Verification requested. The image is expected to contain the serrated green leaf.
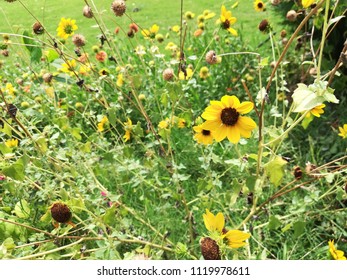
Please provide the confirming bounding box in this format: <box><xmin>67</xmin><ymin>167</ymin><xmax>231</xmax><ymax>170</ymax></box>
<box><xmin>264</xmin><ymin>156</ymin><xmax>287</xmax><ymax>187</ymax></box>
<box><xmin>293</xmin><ymin>221</ymin><xmax>306</xmax><ymax>238</ymax></box>
<box><xmin>2</xmin><ymin>163</ymin><xmax>25</xmax><ymax>181</ymax></box>
<box><xmin>14</xmin><ymin>199</ymin><xmax>30</xmax><ymax>219</ymax></box>
<box><xmin>268</xmin><ymin>215</ymin><xmax>281</xmax><ymax>230</ymax></box>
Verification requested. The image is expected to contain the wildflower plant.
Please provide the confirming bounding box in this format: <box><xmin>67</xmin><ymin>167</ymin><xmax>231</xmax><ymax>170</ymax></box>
<box><xmin>0</xmin><ymin>0</ymin><xmax>346</xmax><ymax>261</ymax></box>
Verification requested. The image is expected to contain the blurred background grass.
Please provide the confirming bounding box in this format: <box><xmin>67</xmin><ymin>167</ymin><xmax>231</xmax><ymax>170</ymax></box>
<box><xmin>0</xmin><ymin>0</ymin><xmax>290</xmax><ymax>49</ymax></box>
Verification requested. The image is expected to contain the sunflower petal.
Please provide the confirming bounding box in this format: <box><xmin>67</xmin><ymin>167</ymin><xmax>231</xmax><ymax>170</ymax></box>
<box><xmin>226</xmin><ymin>126</ymin><xmax>241</xmax><ymax>143</ymax></box>
<box><xmin>201</xmin><ymin>120</ymin><xmax>222</xmax><ymax>131</ymax></box>
<box><xmin>203</xmin><ymin>209</ymin><xmax>215</xmax><ymax>231</ymax></box>
<box><xmin>221</xmin><ymin>95</ymin><xmax>239</xmax><ymax>108</ymax></box>
<box><xmin>237</xmin><ymin>116</ymin><xmax>257</xmax><ymax>130</ymax></box>
<box><xmin>215</xmin><ymin>212</ymin><xmax>225</xmax><ymax>232</ymax></box>
<box><xmin>237</xmin><ymin>101</ymin><xmax>254</xmax><ymax>114</ymax></box>
<box><xmin>213</xmin><ymin>126</ymin><xmax>228</xmax><ymax>142</ymax></box>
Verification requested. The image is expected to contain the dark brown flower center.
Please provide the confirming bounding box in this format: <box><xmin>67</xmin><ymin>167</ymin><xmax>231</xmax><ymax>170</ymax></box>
<box><xmin>202</xmin><ymin>129</ymin><xmax>211</xmax><ymax>136</ymax></box>
<box><xmin>258</xmin><ymin>3</ymin><xmax>264</xmax><ymax>8</ymax></box>
<box><xmin>64</xmin><ymin>25</ymin><xmax>73</xmax><ymax>34</ymax></box>
<box><xmin>221</xmin><ymin>108</ymin><xmax>239</xmax><ymax>126</ymax></box>
<box><xmin>222</xmin><ymin>19</ymin><xmax>230</xmax><ymax>29</ymax></box>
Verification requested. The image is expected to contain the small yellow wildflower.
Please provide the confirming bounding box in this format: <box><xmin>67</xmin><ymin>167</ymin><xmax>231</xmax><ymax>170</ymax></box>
<box><xmin>338</xmin><ymin>124</ymin><xmax>347</xmax><ymax>139</ymax></box>
<box><xmin>203</xmin><ymin>10</ymin><xmax>216</xmax><ymax>20</ymax></box>
<box><xmin>56</xmin><ymin>18</ymin><xmax>78</xmax><ymax>40</ymax></box>
<box><xmin>199</xmin><ymin>66</ymin><xmax>210</xmax><ymax>79</ymax></box>
<box><xmin>254</xmin><ymin>0</ymin><xmax>266</xmax><ymax>12</ymax></box>
<box><xmin>141</xmin><ymin>24</ymin><xmax>159</xmax><ymax>39</ymax></box>
<box><xmin>171</xmin><ymin>25</ymin><xmax>180</xmax><ymax>33</ymax></box>
<box><xmin>193</xmin><ymin>124</ymin><xmax>214</xmax><ymax>145</ymax></box>
<box><xmin>184</xmin><ymin>11</ymin><xmax>195</xmax><ymax>20</ymax></box>
<box><xmin>179</xmin><ymin>67</ymin><xmax>193</xmax><ymax>80</ymax></box>
<box><xmin>3</xmin><ymin>83</ymin><xmax>15</xmax><ymax>95</ymax></box>
<box><xmin>5</xmin><ymin>138</ymin><xmax>18</xmax><ymax>148</ymax></box>
<box><xmin>219</xmin><ymin>5</ymin><xmax>238</xmax><ymax>36</ymax></box>
<box><xmin>176</xmin><ymin>118</ymin><xmax>186</xmax><ymax>128</ymax></box>
<box><xmin>203</xmin><ymin>209</ymin><xmax>251</xmax><ymax>249</ymax></box>
<box><xmin>116</xmin><ymin>73</ymin><xmax>124</xmax><ymax>87</ymax></box>
<box><xmin>123</xmin><ymin>118</ymin><xmax>133</xmax><ymax>142</ymax></box>
<box><xmin>305</xmin><ymin>104</ymin><xmax>325</xmax><ymax>118</ymax></box>
<box><xmin>97</xmin><ymin>116</ymin><xmax>109</xmax><ymax>132</ymax></box>
<box><xmin>201</xmin><ymin>95</ymin><xmax>256</xmax><ymax>143</ymax></box>
<box><xmin>60</xmin><ymin>59</ymin><xmax>77</xmax><ymax>76</ymax></box>
<box><xmin>158</xmin><ymin>118</ymin><xmax>170</xmax><ymax>129</ymax></box>
<box><xmin>328</xmin><ymin>240</ymin><xmax>346</xmax><ymax>260</ymax></box>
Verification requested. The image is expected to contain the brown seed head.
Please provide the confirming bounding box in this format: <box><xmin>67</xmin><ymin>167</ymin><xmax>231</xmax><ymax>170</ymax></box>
<box><xmin>293</xmin><ymin>166</ymin><xmax>303</xmax><ymax>179</ymax></box>
<box><xmin>32</xmin><ymin>22</ymin><xmax>44</xmax><ymax>35</ymax></box>
<box><xmin>50</xmin><ymin>202</ymin><xmax>72</xmax><ymax>223</ymax></box>
<box><xmin>83</xmin><ymin>5</ymin><xmax>93</xmax><ymax>18</ymax></box>
<box><xmin>258</xmin><ymin>19</ymin><xmax>270</xmax><ymax>32</ymax></box>
<box><xmin>205</xmin><ymin>50</ymin><xmax>217</xmax><ymax>65</ymax></box>
<box><xmin>72</xmin><ymin>34</ymin><xmax>86</xmax><ymax>47</ymax></box>
<box><xmin>200</xmin><ymin>237</ymin><xmax>221</xmax><ymax>260</ymax></box>
<box><xmin>280</xmin><ymin>29</ymin><xmax>287</xmax><ymax>38</ymax></box>
<box><xmin>42</xmin><ymin>73</ymin><xmax>53</xmax><ymax>83</ymax></box>
<box><xmin>271</xmin><ymin>0</ymin><xmax>281</xmax><ymax>5</ymax></box>
<box><xmin>163</xmin><ymin>68</ymin><xmax>174</xmax><ymax>81</ymax></box>
<box><xmin>111</xmin><ymin>0</ymin><xmax>126</xmax><ymax>17</ymax></box>
<box><xmin>286</xmin><ymin>10</ymin><xmax>297</xmax><ymax>22</ymax></box>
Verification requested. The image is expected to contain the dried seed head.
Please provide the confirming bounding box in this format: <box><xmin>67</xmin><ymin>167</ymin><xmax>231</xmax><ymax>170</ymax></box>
<box><xmin>280</xmin><ymin>29</ymin><xmax>287</xmax><ymax>38</ymax></box>
<box><xmin>50</xmin><ymin>202</ymin><xmax>72</xmax><ymax>223</ymax></box>
<box><xmin>163</xmin><ymin>68</ymin><xmax>174</xmax><ymax>81</ymax></box>
<box><xmin>111</xmin><ymin>0</ymin><xmax>126</xmax><ymax>17</ymax></box>
<box><xmin>200</xmin><ymin>237</ymin><xmax>221</xmax><ymax>260</ymax></box>
<box><xmin>72</xmin><ymin>34</ymin><xmax>86</xmax><ymax>47</ymax></box>
<box><xmin>258</xmin><ymin>19</ymin><xmax>270</xmax><ymax>32</ymax></box>
<box><xmin>32</xmin><ymin>22</ymin><xmax>44</xmax><ymax>35</ymax></box>
<box><xmin>42</xmin><ymin>73</ymin><xmax>53</xmax><ymax>83</ymax></box>
<box><xmin>293</xmin><ymin>166</ymin><xmax>303</xmax><ymax>179</ymax></box>
<box><xmin>286</xmin><ymin>10</ymin><xmax>297</xmax><ymax>22</ymax></box>
<box><xmin>205</xmin><ymin>50</ymin><xmax>217</xmax><ymax>65</ymax></box>
<box><xmin>83</xmin><ymin>5</ymin><xmax>93</xmax><ymax>18</ymax></box>
<box><xmin>271</xmin><ymin>0</ymin><xmax>281</xmax><ymax>6</ymax></box>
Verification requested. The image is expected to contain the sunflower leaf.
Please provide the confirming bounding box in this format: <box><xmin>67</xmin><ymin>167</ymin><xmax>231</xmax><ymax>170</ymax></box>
<box><xmin>264</xmin><ymin>156</ymin><xmax>287</xmax><ymax>187</ymax></box>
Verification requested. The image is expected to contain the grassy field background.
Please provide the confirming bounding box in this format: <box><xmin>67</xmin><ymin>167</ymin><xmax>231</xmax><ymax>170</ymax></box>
<box><xmin>0</xmin><ymin>0</ymin><xmax>289</xmax><ymax>49</ymax></box>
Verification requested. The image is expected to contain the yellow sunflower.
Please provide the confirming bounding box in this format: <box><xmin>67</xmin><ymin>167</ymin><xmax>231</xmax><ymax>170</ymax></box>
<box><xmin>254</xmin><ymin>0</ymin><xmax>266</xmax><ymax>12</ymax></box>
<box><xmin>97</xmin><ymin>116</ymin><xmax>109</xmax><ymax>132</ymax></box>
<box><xmin>203</xmin><ymin>209</ymin><xmax>251</xmax><ymax>249</ymax></box>
<box><xmin>5</xmin><ymin>138</ymin><xmax>18</xmax><ymax>148</ymax></box>
<box><xmin>193</xmin><ymin>124</ymin><xmax>214</xmax><ymax>145</ymax></box>
<box><xmin>201</xmin><ymin>95</ymin><xmax>256</xmax><ymax>143</ymax></box>
<box><xmin>305</xmin><ymin>104</ymin><xmax>325</xmax><ymax>118</ymax></box>
<box><xmin>56</xmin><ymin>18</ymin><xmax>78</xmax><ymax>40</ymax></box>
<box><xmin>338</xmin><ymin>124</ymin><xmax>347</xmax><ymax>139</ymax></box>
<box><xmin>328</xmin><ymin>240</ymin><xmax>346</xmax><ymax>260</ymax></box>
<box><xmin>141</xmin><ymin>24</ymin><xmax>159</xmax><ymax>39</ymax></box>
<box><xmin>219</xmin><ymin>5</ymin><xmax>237</xmax><ymax>36</ymax></box>
<box><xmin>123</xmin><ymin>118</ymin><xmax>133</xmax><ymax>142</ymax></box>
<box><xmin>60</xmin><ymin>59</ymin><xmax>77</xmax><ymax>76</ymax></box>
<box><xmin>302</xmin><ymin>0</ymin><xmax>315</xmax><ymax>8</ymax></box>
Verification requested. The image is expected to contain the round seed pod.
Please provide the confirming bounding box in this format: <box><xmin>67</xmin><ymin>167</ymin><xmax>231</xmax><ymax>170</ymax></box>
<box><xmin>200</xmin><ymin>237</ymin><xmax>221</xmax><ymax>260</ymax></box>
<box><xmin>111</xmin><ymin>0</ymin><xmax>126</xmax><ymax>17</ymax></box>
<box><xmin>205</xmin><ymin>50</ymin><xmax>217</xmax><ymax>65</ymax></box>
<box><xmin>50</xmin><ymin>202</ymin><xmax>72</xmax><ymax>223</ymax></box>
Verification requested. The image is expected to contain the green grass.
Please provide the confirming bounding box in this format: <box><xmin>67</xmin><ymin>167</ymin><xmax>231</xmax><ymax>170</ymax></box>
<box><xmin>0</xmin><ymin>0</ymin><xmax>290</xmax><ymax>49</ymax></box>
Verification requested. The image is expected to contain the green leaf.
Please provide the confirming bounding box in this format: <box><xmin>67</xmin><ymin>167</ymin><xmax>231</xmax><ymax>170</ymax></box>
<box><xmin>35</xmin><ymin>137</ymin><xmax>48</xmax><ymax>153</ymax></box>
<box><xmin>14</xmin><ymin>199</ymin><xmax>31</xmax><ymax>219</ymax></box>
<box><xmin>107</xmin><ymin>108</ymin><xmax>117</xmax><ymax>126</ymax></box>
<box><xmin>22</xmin><ymin>30</ymin><xmax>42</xmax><ymax>63</ymax></box>
<box><xmin>264</xmin><ymin>156</ymin><xmax>287</xmax><ymax>187</ymax></box>
<box><xmin>46</xmin><ymin>49</ymin><xmax>59</xmax><ymax>63</ymax></box>
<box><xmin>293</xmin><ymin>221</ymin><xmax>306</xmax><ymax>238</ymax></box>
<box><xmin>2</xmin><ymin>163</ymin><xmax>25</xmax><ymax>181</ymax></box>
<box><xmin>230</xmin><ymin>178</ymin><xmax>242</xmax><ymax>206</ymax></box>
<box><xmin>0</xmin><ymin>143</ymin><xmax>12</xmax><ymax>155</ymax></box>
<box><xmin>70</xmin><ymin>127</ymin><xmax>82</xmax><ymax>141</ymax></box>
<box><xmin>102</xmin><ymin>205</ymin><xmax>117</xmax><ymax>226</ymax></box>
<box><xmin>302</xmin><ymin>114</ymin><xmax>314</xmax><ymax>129</ymax></box>
<box><xmin>268</xmin><ymin>215</ymin><xmax>281</xmax><ymax>230</ymax></box>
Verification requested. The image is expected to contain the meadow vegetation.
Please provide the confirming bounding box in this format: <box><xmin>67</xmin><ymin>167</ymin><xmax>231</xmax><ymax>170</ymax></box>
<box><xmin>0</xmin><ymin>0</ymin><xmax>346</xmax><ymax>260</ymax></box>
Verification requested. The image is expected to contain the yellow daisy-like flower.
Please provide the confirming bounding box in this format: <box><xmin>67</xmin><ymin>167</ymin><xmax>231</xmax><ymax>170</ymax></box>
<box><xmin>60</xmin><ymin>59</ymin><xmax>77</xmax><ymax>76</ymax></box>
<box><xmin>219</xmin><ymin>5</ymin><xmax>238</xmax><ymax>36</ymax></box>
<box><xmin>179</xmin><ymin>67</ymin><xmax>193</xmax><ymax>80</ymax></box>
<box><xmin>305</xmin><ymin>104</ymin><xmax>325</xmax><ymax>118</ymax></box>
<box><xmin>171</xmin><ymin>25</ymin><xmax>180</xmax><ymax>33</ymax></box>
<box><xmin>201</xmin><ymin>95</ymin><xmax>256</xmax><ymax>143</ymax></box>
<box><xmin>123</xmin><ymin>118</ymin><xmax>133</xmax><ymax>142</ymax></box>
<box><xmin>203</xmin><ymin>10</ymin><xmax>216</xmax><ymax>20</ymax></box>
<box><xmin>328</xmin><ymin>240</ymin><xmax>346</xmax><ymax>260</ymax></box>
<box><xmin>116</xmin><ymin>73</ymin><xmax>124</xmax><ymax>87</ymax></box>
<box><xmin>141</xmin><ymin>24</ymin><xmax>159</xmax><ymax>39</ymax></box>
<box><xmin>193</xmin><ymin>124</ymin><xmax>214</xmax><ymax>145</ymax></box>
<box><xmin>2</xmin><ymin>83</ymin><xmax>15</xmax><ymax>95</ymax></box>
<box><xmin>199</xmin><ymin>66</ymin><xmax>210</xmax><ymax>79</ymax></box>
<box><xmin>176</xmin><ymin>118</ymin><xmax>186</xmax><ymax>128</ymax></box>
<box><xmin>203</xmin><ymin>209</ymin><xmax>251</xmax><ymax>249</ymax></box>
<box><xmin>5</xmin><ymin>138</ymin><xmax>18</xmax><ymax>148</ymax></box>
<box><xmin>56</xmin><ymin>18</ymin><xmax>78</xmax><ymax>40</ymax></box>
<box><xmin>185</xmin><ymin>11</ymin><xmax>195</xmax><ymax>20</ymax></box>
<box><xmin>302</xmin><ymin>0</ymin><xmax>315</xmax><ymax>8</ymax></box>
<box><xmin>97</xmin><ymin>116</ymin><xmax>109</xmax><ymax>132</ymax></box>
<box><xmin>158</xmin><ymin>118</ymin><xmax>170</xmax><ymax>129</ymax></box>
<box><xmin>338</xmin><ymin>124</ymin><xmax>347</xmax><ymax>139</ymax></box>
<box><xmin>254</xmin><ymin>0</ymin><xmax>266</xmax><ymax>12</ymax></box>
